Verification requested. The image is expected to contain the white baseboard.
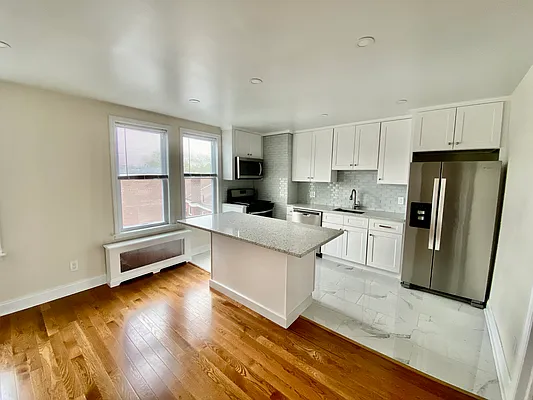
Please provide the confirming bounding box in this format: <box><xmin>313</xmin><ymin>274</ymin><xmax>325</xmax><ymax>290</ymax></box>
<box><xmin>0</xmin><ymin>275</ymin><xmax>106</xmax><ymax>316</ymax></box>
<box><xmin>485</xmin><ymin>303</ymin><xmax>512</xmax><ymax>400</ymax></box>
<box><xmin>286</xmin><ymin>295</ymin><xmax>313</xmax><ymax>327</ymax></box>
<box><xmin>191</xmin><ymin>244</ymin><xmax>210</xmax><ymax>256</ymax></box>
<box><xmin>210</xmin><ymin>279</ymin><xmax>311</xmax><ymax>328</ymax></box>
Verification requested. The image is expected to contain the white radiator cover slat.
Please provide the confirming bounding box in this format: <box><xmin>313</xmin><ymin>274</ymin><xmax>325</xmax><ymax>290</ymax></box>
<box><xmin>103</xmin><ymin>230</ymin><xmax>191</xmax><ymax>287</ymax></box>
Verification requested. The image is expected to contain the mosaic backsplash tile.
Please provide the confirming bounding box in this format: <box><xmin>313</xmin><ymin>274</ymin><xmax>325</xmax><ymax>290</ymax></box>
<box><xmin>297</xmin><ymin>170</ymin><xmax>408</xmax><ymax>214</ymax></box>
<box><xmin>255</xmin><ymin>134</ymin><xmax>297</xmax><ymax>219</ymax></box>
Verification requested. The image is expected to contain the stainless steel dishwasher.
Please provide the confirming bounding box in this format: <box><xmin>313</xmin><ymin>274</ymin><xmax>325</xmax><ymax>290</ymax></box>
<box><xmin>291</xmin><ymin>208</ymin><xmax>323</xmax><ymax>255</ymax></box>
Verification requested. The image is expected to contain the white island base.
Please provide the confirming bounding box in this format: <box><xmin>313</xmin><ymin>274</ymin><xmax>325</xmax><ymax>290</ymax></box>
<box><xmin>209</xmin><ymin>233</ymin><xmax>315</xmax><ymax>328</ymax></box>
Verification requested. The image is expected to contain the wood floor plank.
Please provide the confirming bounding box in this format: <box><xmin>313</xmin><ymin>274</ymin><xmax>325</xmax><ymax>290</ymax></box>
<box><xmin>83</xmin><ymin>306</ymin><xmax>157</xmax><ymax>400</ymax></box>
<box><xmin>49</xmin><ymin>332</ymin><xmax>85</xmax><ymax>398</ymax></box>
<box><xmin>0</xmin><ymin>263</ymin><xmax>481</xmax><ymax>400</ymax></box>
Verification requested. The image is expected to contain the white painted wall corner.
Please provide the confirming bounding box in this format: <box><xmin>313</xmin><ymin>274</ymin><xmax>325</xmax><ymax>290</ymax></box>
<box><xmin>485</xmin><ymin>302</ymin><xmax>512</xmax><ymax>400</ymax></box>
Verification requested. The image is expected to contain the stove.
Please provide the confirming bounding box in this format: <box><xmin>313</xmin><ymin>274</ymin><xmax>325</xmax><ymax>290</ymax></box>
<box><xmin>226</xmin><ymin>188</ymin><xmax>274</xmax><ymax>217</ymax></box>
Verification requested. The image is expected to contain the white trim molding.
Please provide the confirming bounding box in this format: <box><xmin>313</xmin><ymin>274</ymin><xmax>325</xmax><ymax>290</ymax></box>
<box><xmin>0</xmin><ymin>275</ymin><xmax>106</xmax><ymax>317</ymax></box>
<box><xmin>410</xmin><ymin>96</ymin><xmax>510</xmax><ymax>113</ymax></box>
<box><xmin>179</xmin><ymin>128</ymin><xmax>222</xmax><ymax>217</ymax></box>
<box><xmin>485</xmin><ymin>302</ymin><xmax>512</xmax><ymax>400</ymax></box>
<box><xmin>108</xmin><ymin>115</ymin><xmax>173</xmax><ymax>236</ymax></box>
<box><xmin>104</xmin><ymin>230</ymin><xmax>191</xmax><ymax>287</ymax></box>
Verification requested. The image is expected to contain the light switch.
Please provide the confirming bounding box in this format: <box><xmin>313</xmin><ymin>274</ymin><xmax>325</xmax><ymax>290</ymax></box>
<box><xmin>398</xmin><ymin>197</ymin><xmax>405</xmax><ymax>205</ymax></box>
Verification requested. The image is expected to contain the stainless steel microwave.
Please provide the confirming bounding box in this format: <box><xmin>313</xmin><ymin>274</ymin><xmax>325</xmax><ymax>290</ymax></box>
<box><xmin>236</xmin><ymin>157</ymin><xmax>264</xmax><ymax>180</ymax></box>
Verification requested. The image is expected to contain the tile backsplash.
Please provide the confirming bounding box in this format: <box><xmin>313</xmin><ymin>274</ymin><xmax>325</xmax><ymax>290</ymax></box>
<box><xmin>255</xmin><ymin>134</ymin><xmax>298</xmax><ymax>219</ymax></box>
<box><xmin>298</xmin><ymin>170</ymin><xmax>407</xmax><ymax>214</ymax></box>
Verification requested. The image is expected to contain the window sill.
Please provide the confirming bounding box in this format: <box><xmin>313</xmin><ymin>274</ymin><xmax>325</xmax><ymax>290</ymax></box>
<box><xmin>113</xmin><ymin>224</ymin><xmax>182</xmax><ymax>241</ymax></box>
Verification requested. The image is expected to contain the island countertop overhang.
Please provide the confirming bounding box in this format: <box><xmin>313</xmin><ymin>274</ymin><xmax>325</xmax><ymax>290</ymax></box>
<box><xmin>177</xmin><ymin>212</ymin><xmax>343</xmax><ymax>258</ymax></box>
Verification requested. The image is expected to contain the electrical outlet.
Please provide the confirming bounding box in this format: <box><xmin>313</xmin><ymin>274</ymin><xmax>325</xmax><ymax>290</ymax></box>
<box><xmin>70</xmin><ymin>260</ymin><xmax>79</xmax><ymax>272</ymax></box>
<box><xmin>398</xmin><ymin>197</ymin><xmax>405</xmax><ymax>205</ymax></box>
<box><xmin>310</xmin><ymin>190</ymin><xmax>316</xmax><ymax>199</ymax></box>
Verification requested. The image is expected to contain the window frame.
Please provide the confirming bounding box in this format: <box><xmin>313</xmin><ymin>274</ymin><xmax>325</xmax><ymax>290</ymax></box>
<box><xmin>109</xmin><ymin>116</ymin><xmax>172</xmax><ymax>235</ymax></box>
<box><xmin>179</xmin><ymin>128</ymin><xmax>221</xmax><ymax>218</ymax></box>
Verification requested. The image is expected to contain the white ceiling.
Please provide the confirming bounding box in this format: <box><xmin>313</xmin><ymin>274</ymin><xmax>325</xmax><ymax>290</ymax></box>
<box><xmin>1</xmin><ymin>0</ymin><xmax>533</xmax><ymax>133</ymax></box>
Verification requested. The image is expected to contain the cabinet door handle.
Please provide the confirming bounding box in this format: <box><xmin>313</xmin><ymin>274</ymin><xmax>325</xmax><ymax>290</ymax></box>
<box><xmin>378</xmin><ymin>224</ymin><xmax>392</xmax><ymax>229</ymax></box>
<box><xmin>369</xmin><ymin>233</ymin><xmax>374</xmax><ymax>237</ymax></box>
<box><xmin>455</xmin><ymin>142</ymin><xmax>460</xmax><ymax>145</ymax></box>
<box><xmin>448</xmin><ymin>141</ymin><xmax>453</xmax><ymax>145</ymax></box>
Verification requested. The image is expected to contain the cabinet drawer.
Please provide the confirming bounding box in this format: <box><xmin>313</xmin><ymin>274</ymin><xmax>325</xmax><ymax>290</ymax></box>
<box><xmin>323</xmin><ymin>213</ymin><xmax>344</xmax><ymax>225</ymax></box>
<box><xmin>343</xmin><ymin>216</ymin><xmax>369</xmax><ymax>229</ymax></box>
<box><xmin>369</xmin><ymin>219</ymin><xmax>404</xmax><ymax>234</ymax></box>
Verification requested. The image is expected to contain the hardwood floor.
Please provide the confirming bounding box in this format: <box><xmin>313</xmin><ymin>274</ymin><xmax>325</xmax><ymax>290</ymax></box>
<box><xmin>0</xmin><ymin>263</ymin><xmax>481</xmax><ymax>400</ymax></box>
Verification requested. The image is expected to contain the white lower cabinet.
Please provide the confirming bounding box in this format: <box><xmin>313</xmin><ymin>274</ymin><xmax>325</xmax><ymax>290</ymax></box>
<box><xmin>367</xmin><ymin>230</ymin><xmax>402</xmax><ymax>273</ymax></box>
<box><xmin>321</xmin><ymin>212</ymin><xmax>403</xmax><ymax>274</ymax></box>
<box><xmin>343</xmin><ymin>227</ymin><xmax>368</xmax><ymax>264</ymax></box>
<box><xmin>321</xmin><ymin>222</ymin><xmax>344</xmax><ymax>258</ymax></box>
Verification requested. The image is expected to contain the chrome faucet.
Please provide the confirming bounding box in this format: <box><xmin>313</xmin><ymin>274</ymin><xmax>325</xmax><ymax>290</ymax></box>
<box><xmin>349</xmin><ymin>189</ymin><xmax>361</xmax><ymax>209</ymax></box>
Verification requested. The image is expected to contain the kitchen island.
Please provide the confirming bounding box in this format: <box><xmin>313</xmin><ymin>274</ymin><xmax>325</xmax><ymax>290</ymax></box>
<box><xmin>178</xmin><ymin>212</ymin><xmax>343</xmax><ymax>328</ymax></box>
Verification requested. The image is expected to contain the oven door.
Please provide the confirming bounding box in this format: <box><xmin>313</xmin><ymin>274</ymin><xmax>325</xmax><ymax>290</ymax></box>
<box><xmin>236</xmin><ymin>157</ymin><xmax>263</xmax><ymax>179</ymax></box>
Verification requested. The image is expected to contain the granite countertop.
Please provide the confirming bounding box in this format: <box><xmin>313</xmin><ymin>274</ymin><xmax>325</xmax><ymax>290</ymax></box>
<box><xmin>177</xmin><ymin>212</ymin><xmax>343</xmax><ymax>258</ymax></box>
<box><xmin>289</xmin><ymin>203</ymin><xmax>406</xmax><ymax>222</ymax></box>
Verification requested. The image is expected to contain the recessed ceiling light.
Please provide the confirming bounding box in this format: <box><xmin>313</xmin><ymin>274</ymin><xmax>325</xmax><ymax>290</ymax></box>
<box><xmin>396</xmin><ymin>99</ymin><xmax>408</xmax><ymax>104</ymax></box>
<box><xmin>250</xmin><ymin>78</ymin><xmax>263</xmax><ymax>84</ymax></box>
<box><xmin>0</xmin><ymin>41</ymin><xmax>11</xmax><ymax>48</ymax></box>
<box><xmin>357</xmin><ymin>36</ymin><xmax>375</xmax><ymax>47</ymax></box>
<box><xmin>321</xmin><ymin>113</ymin><xmax>329</xmax><ymax>117</ymax></box>
<box><xmin>188</xmin><ymin>98</ymin><xmax>200</xmax><ymax>103</ymax></box>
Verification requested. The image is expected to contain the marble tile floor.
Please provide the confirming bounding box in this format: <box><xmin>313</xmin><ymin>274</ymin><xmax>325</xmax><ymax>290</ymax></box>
<box><xmin>302</xmin><ymin>257</ymin><xmax>502</xmax><ymax>400</ymax></box>
<box><xmin>191</xmin><ymin>250</ymin><xmax>211</xmax><ymax>272</ymax></box>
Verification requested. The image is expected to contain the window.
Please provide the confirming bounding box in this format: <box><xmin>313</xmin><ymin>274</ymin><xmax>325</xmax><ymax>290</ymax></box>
<box><xmin>182</xmin><ymin>132</ymin><xmax>219</xmax><ymax>217</ymax></box>
<box><xmin>110</xmin><ymin>117</ymin><xmax>170</xmax><ymax>234</ymax></box>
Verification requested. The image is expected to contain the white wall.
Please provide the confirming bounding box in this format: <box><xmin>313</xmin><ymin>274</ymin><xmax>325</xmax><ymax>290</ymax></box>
<box><xmin>490</xmin><ymin>65</ymin><xmax>533</xmax><ymax>399</ymax></box>
<box><xmin>0</xmin><ymin>81</ymin><xmax>218</xmax><ymax>304</ymax></box>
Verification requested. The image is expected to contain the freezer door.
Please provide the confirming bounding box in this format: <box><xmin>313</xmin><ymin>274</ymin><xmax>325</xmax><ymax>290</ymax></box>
<box><xmin>401</xmin><ymin>162</ymin><xmax>442</xmax><ymax>287</ymax></box>
<box><xmin>430</xmin><ymin>161</ymin><xmax>501</xmax><ymax>302</ymax></box>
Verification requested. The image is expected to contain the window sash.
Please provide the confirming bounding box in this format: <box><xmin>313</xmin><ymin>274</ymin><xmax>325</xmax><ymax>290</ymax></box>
<box><xmin>111</xmin><ymin>117</ymin><xmax>171</xmax><ymax>234</ymax></box>
<box><xmin>182</xmin><ymin>133</ymin><xmax>218</xmax><ymax>175</ymax></box>
<box><xmin>183</xmin><ymin>176</ymin><xmax>218</xmax><ymax>217</ymax></box>
<box><xmin>118</xmin><ymin>174</ymin><xmax>169</xmax><ymax>180</ymax></box>
<box><xmin>181</xmin><ymin>130</ymin><xmax>220</xmax><ymax>217</ymax></box>
<box><xmin>119</xmin><ymin>177</ymin><xmax>170</xmax><ymax>232</ymax></box>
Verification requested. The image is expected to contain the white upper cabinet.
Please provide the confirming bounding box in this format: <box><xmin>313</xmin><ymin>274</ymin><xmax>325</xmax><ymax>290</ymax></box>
<box><xmin>332</xmin><ymin>126</ymin><xmax>356</xmax><ymax>170</ymax></box>
<box><xmin>412</xmin><ymin>102</ymin><xmax>504</xmax><ymax>152</ymax></box>
<box><xmin>234</xmin><ymin>129</ymin><xmax>263</xmax><ymax>158</ymax></box>
<box><xmin>312</xmin><ymin>129</ymin><xmax>336</xmax><ymax>182</ymax></box>
<box><xmin>248</xmin><ymin>132</ymin><xmax>263</xmax><ymax>158</ymax></box>
<box><xmin>222</xmin><ymin>128</ymin><xmax>263</xmax><ymax>180</ymax></box>
<box><xmin>355</xmin><ymin>123</ymin><xmax>380</xmax><ymax>170</ymax></box>
<box><xmin>413</xmin><ymin>108</ymin><xmax>456</xmax><ymax>152</ymax></box>
<box><xmin>332</xmin><ymin>123</ymin><xmax>380</xmax><ymax>170</ymax></box>
<box><xmin>377</xmin><ymin>119</ymin><xmax>411</xmax><ymax>185</ymax></box>
<box><xmin>292</xmin><ymin>132</ymin><xmax>314</xmax><ymax>181</ymax></box>
<box><xmin>292</xmin><ymin>129</ymin><xmax>336</xmax><ymax>182</ymax></box>
<box><xmin>454</xmin><ymin>102</ymin><xmax>503</xmax><ymax>150</ymax></box>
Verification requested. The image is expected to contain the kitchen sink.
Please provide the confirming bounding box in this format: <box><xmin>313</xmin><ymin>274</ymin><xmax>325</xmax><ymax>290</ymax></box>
<box><xmin>333</xmin><ymin>208</ymin><xmax>365</xmax><ymax>214</ymax></box>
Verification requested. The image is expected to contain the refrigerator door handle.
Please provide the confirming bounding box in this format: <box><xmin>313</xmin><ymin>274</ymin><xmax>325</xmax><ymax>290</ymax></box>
<box><xmin>428</xmin><ymin>178</ymin><xmax>439</xmax><ymax>250</ymax></box>
<box><xmin>435</xmin><ymin>178</ymin><xmax>447</xmax><ymax>251</ymax></box>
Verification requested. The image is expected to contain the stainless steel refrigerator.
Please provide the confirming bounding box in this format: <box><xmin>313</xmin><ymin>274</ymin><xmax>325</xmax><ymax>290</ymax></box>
<box><xmin>401</xmin><ymin>161</ymin><xmax>502</xmax><ymax>307</ymax></box>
